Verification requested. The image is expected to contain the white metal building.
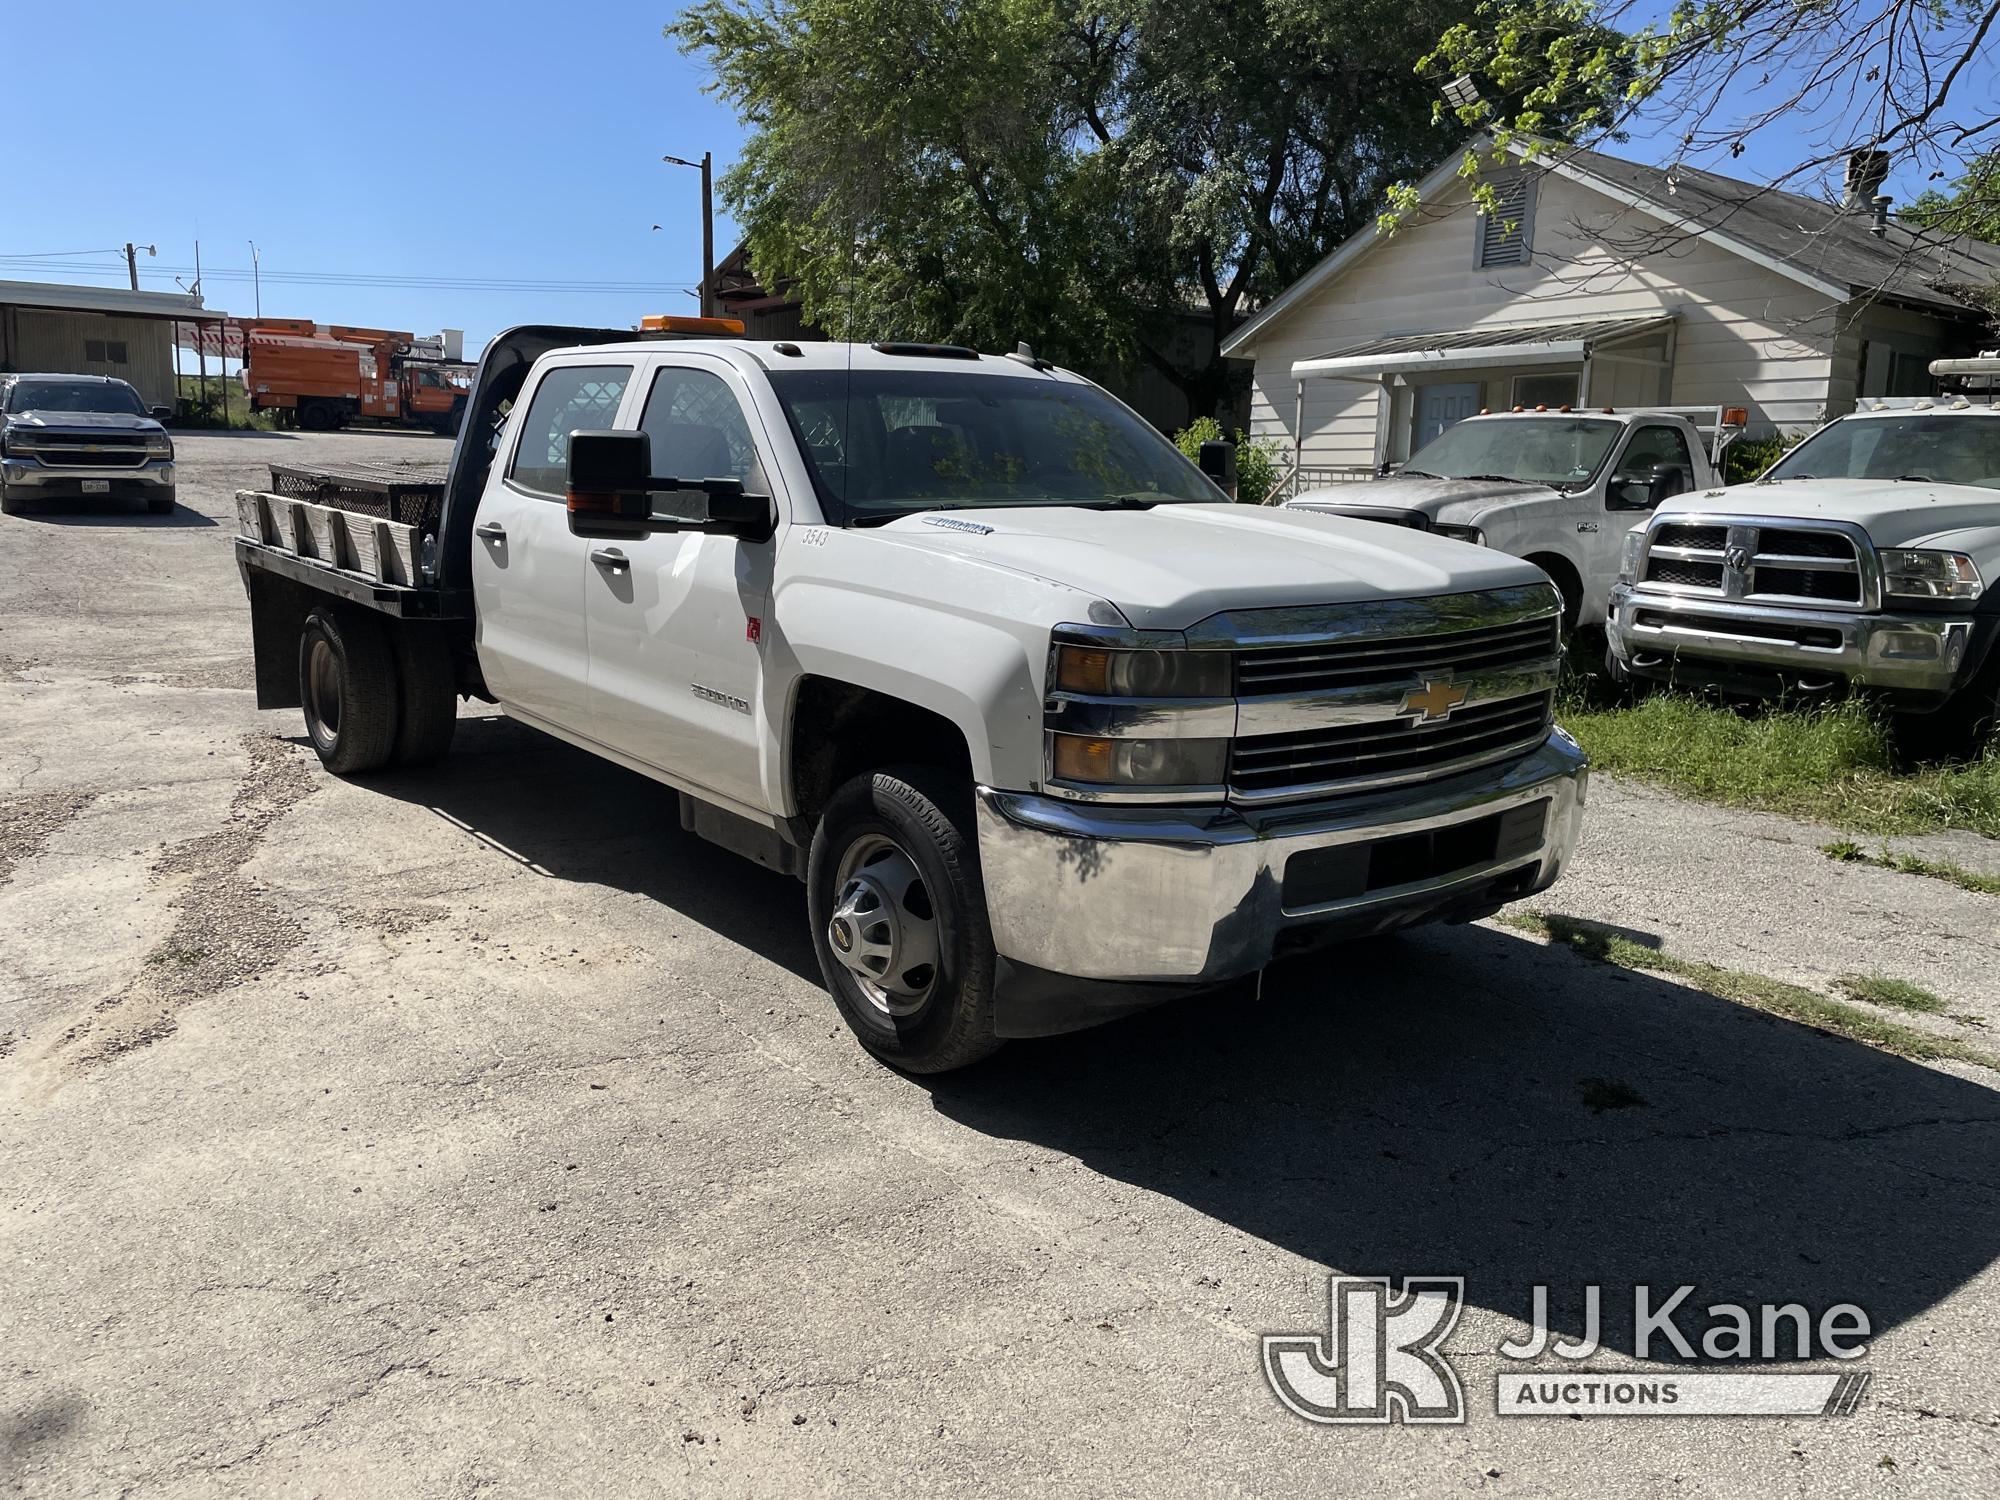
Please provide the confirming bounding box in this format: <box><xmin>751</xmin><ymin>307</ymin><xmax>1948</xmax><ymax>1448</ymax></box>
<box><xmin>0</xmin><ymin>281</ymin><xmax>227</xmax><ymax>410</ymax></box>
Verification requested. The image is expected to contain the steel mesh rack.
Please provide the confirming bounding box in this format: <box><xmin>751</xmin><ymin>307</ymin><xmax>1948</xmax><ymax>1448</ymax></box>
<box><xmin>265</xmin><ymin>459</ymin><xmax>450</xmax><ymax>533</ymax></box>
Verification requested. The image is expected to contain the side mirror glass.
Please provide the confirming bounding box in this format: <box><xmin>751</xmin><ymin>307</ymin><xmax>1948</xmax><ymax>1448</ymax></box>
<box><xmin>1197</xmin><ymin>438</ymin><xmax>1238</xmax><ymax>499</ymax></box>
<box><xmin>150</xmin><ymin>406</ymin><xmax>173</xmax><ymax>422</ymax></box>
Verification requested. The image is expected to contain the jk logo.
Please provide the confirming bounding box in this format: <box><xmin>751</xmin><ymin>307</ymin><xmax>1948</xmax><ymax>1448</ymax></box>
<box><xmin>1263</xmin><ymin>1276</ymin><xmax>1466</xmax><ymax>1424</ymax></box>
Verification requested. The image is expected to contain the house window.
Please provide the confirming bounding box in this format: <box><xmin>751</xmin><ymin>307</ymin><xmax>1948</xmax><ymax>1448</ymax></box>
<box><xmin>83</xmin><ymin>339</ymin><xmax>129</xmax><ymax>365</ymax></box>
<box><xmin>1513</xmin><ymin>372</ymin><xmax>1579</xmax><ymax>408</ymax></box>
<box><xmin>1475</xmin><ymin>173</ymin><xmax>1535</xmax><ymax>268</ymax></box>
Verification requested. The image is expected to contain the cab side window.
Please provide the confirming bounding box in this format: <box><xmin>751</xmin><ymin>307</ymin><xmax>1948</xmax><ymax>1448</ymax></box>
<box><xmin>639</xmin><ymin>366</ymin><xmax>769</xmax><ymax>519</ymax></box>
<box><xmin>508</xmin><ymin>364</ymin><xmax>632</xmax><ymax>495</ymax></box>
<box><xmin>1610</xmin><ymin>425</ymin><xmax>1696</xmax><ymax>510</ymax></box>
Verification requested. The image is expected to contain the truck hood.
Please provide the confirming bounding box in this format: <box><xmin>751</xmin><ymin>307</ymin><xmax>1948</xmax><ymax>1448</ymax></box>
<box><xmin>1662</xmin><ymin>479</ymin><xmax>2000</xmax><ymax>549</ymax></box>
<box><xmin>6</xmin><ymin>409</ymin><xmax>164</xmax><ymax>435</ymax></box>
<box><xmin>872</xmin><ymin>503</ymin><xmax>1545</xmax><ymax>629</ymax></box>
<box><xmin>1288</xmin><ymin>478</ymin><xmax>1552</xmax><ymax>536</ymax></box>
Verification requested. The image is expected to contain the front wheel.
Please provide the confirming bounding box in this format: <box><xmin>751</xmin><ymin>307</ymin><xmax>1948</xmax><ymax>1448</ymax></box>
<box><xmin>806</xmin><ymin>767</ymin><xmax>1002</xmax><ymax>1073</ymax></box>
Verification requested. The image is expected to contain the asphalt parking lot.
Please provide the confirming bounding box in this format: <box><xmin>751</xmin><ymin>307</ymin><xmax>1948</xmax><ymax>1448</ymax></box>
<box><xmin>2</xmin><ymin>431</ymin><xmax>1998</xmax><ymax>1497</ymax></box>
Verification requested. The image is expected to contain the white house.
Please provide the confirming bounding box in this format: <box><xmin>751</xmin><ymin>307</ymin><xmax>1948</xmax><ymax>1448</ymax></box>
<box><xmin>1222</xmin><ymin>140</ymin><xmax>2000</xmax><ymax>493</ymax></box>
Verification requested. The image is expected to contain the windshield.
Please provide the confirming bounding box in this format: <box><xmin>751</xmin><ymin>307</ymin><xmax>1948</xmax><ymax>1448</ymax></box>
<box><xmin>1764</xmin><ymin>414</ymin><xmax>2000</xmax><ymax>489</ymax></box>
<box><xmin>766</xmin><ymin>368</ymin><xmax>1218</xmax><ymax>522</ymax></box>
<box><xmin>1399</xmin><ymin>415</ymin><xmax>1622</xmax><ymax>487</ymax></box>
<box><xmin>5</xmin><ymin>379</ymin><xmax>148</xmax><ymax>416</ymax></box>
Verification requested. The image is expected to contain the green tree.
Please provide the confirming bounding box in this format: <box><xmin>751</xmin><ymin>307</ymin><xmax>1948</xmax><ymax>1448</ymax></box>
<box><xmin>1395</xmin><ymin>1</ymin><xmax>2000</xmax><ymax>230</ymax></box>
<box><xmin>1907</xmin><ymin>153</ymin><xmax>2000</xmax><ymax>243</ymax></box>
<box><xmin>670</xmin><ymin>0</ymin><xmax>1607</xmax><ymax>420</ymax></box>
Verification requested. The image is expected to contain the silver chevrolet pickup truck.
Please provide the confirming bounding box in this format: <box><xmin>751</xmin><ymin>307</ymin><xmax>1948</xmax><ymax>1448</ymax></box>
<box><xmin>1607</xmin><ymin>378</ymin><xmax>2000</xmax><ymax>758</ymax></box>
<box><xmin>0</xmin><ymin>373</ymin><xmax>177</xmax><ymax>515</ymax></box>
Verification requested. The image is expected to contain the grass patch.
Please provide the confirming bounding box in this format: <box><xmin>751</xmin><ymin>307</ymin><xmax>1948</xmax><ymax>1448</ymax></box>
<box><xmin>1834</xmin><ymin>973</ymin><xmax>1948</xmax><ymax>1014</ymax></box>
<box><xmin>1817</xmin><ymin>840</ymin><xmax>2000</xmax><ymax>895</ymax></box>
<box><xmin>1501</xmin><ymin>911</ymin><xmax>1999</xmax><ymax>1071</ymax></box>
<box><xmin>1554</xmin><ymin>690</ymin><xmax>2000</xmax><ymax>840</ymax></box>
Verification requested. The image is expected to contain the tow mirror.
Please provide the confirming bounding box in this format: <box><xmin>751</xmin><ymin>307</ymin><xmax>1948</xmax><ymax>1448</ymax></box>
<box><xmin>149</xmin><ymin>405</ymin><xmax>173</xmax><ymax>423</ymax></box>
<box><xmin>564</xmin><ymin>428</ymin><xmax>774</xmax><ymax>542</ymax></box>
<box><xmin>565</xmin><ymin>429</ymin><xmax>657</xmax><ymax>539</ymax></box>
<box><xmin>1197</xmin><ymin>438</ymin><xmax>1238</xmax><ymax>500</ymax></box>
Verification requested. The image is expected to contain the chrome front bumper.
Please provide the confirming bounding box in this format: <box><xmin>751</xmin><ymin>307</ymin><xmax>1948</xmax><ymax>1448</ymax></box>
<box><xmin>975</xmin><ymin>731</ymin><xmax>1587</xmax><ymax>985</ymax></box>
<box><xmin>1607</xmin><ymin>585</ymin><xmax>1975</xmax><ymax>695</ymax></box>
<box><xmin>1</xmin><ymin>456</ymin><xmax>174</xmax><ymax>493</ymax></box>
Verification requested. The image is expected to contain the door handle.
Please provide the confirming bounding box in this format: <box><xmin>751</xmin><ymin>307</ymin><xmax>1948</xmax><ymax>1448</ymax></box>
<box><xmin>591</xmin><ymin>546</ymin><xmax>628</xmax><ymax>571</ymax></box>
<box><xmin>475</xmin><ymin>521</ymin><xmax>507</xmax><ymax>540</ymax></box>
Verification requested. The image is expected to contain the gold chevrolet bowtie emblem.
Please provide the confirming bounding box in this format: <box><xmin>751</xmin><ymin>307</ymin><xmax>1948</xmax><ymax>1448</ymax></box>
<box><xmin>1400</xmin><ymin>678</ymin><xmax>1468</xmax><ymax>724</ymax></box>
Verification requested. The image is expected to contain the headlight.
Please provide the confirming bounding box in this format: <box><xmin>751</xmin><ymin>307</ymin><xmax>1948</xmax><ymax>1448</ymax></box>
<box><xmin>1617</xmin><ymin>527</ymin><xmax>1647</xmax><ymax>585</ymax></box>
<box><xmin>2</xmin><ymin>428</ymin><xmax>35</xmax><ymax>454</ymax></box>
<box><xmin>1432</xmin><ymin>523</ymin><xmax>1484</xmax><ymax>545</ymax></box>
<box><xmin>1051</xmin><ymin>644</ymin><xmax>1230</xmax><ymax>698</ymax></box>
<box><xmin>1880</xmin><ymin>549</ymin><xmax>1983</xmax><ymax>601</ymax></box>
<box><xmin>1049</xmin><ymin>732</ymin><xmax>1228</xmax><ymax>787</ymax></box>
<box><xmin>144</xmin><ymin>435</ymin><xmax>173</xmax><ymax>457</ymax></box>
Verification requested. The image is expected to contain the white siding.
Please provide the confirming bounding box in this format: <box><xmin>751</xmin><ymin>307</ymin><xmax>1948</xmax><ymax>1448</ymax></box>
<box><xmin>1242</xmin><ymin>173</ymin><xmax>1864</xmax><ymax>470</ymax></box>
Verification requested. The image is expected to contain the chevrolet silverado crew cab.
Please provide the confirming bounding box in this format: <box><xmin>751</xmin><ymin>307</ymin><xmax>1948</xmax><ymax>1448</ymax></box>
<box><xmin>1286</xmin><ymin>407</ymin><xmax>1742</xmax><ymax>629</ymax></box>
<box><xmin>0</xmin><ymin>373</ymin><xmax>177</xmax><ymax>515</ymax></box>
<box><xmin>1608</xmin><ymin>376</ymin><xmax>2000</xmax><ymax>758</ymax></box>
<box><xmin>234</xmin><ymin>321</ymin><xmax>1588</xmax><ymax>1072</ymax></box>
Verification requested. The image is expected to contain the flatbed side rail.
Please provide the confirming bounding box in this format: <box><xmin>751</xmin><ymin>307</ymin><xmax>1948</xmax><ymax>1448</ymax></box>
<box><xmin>234</xmin><ymin>536</ymin><xmax>472</xmax><ymax>620</ymax></box>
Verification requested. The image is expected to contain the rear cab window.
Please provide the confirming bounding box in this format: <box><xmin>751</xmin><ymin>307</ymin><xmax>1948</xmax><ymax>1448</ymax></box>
<box><xmin>506</xmin><ymin>364</ymin><xmax>634</xmax><ymax>495</ymax></box>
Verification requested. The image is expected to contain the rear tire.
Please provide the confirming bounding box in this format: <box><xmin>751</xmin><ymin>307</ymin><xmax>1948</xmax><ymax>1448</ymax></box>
<box><xmin>299</xmin><ymin>607</ymin><xmax>399</xmax><ymax>775</ymax></box>
<box><xmin>390</xmin><ymin>626</ymin><xmax>458</xmax><ymax>766</ymax></box>
<box><xmin>300</xmin><ymin>401</ymin><xmax>335</xmax><ymax>432</ymax></box>
<box><xmin>807</xmin><ymin>766</ymin><xmax>1002</xmax><ymax>1073</ymax></box>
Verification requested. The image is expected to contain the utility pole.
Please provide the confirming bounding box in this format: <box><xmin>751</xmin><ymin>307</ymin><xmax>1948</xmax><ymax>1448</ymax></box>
<box><xmin>663</xmin><ymin>151</ymin><xmax>717</xmax><ymax>316</ymax></box>
<box><xmin>248</xmin><ymin>240</ymin><xmax>261</xmax><ymax>319</ymax></box>
<box><xmin>123</xmin><ymin>242</ymin><xmax>155</xmax><ymax>291</ymax></box>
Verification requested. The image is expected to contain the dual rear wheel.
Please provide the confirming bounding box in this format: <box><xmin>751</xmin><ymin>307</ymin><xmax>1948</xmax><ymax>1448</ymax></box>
<box><xmin>298</xmin><ymin>607</ymin><xmax>457</xmax><ymax>774</ymax></box>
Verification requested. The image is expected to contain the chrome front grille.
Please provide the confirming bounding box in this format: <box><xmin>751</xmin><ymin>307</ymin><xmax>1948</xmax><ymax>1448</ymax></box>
<box><xmin>1235</xmin><ymin>615</ymin><xmax>1559</xmax><ymax>695</ymax></box>
<box><xmin>1641</xmin><ymin>517</ymin><xmax>1869</xmax><ymax>608</ymax></box>
<box><xmin>30</xmin><ymin>438</ymin><xmax>152</xmax><ymax>469</ymax></box>
<box><xmin>1231</xmin><ymin>691</ymin><xmax>1555</xmax><ymax>797</ymax></box>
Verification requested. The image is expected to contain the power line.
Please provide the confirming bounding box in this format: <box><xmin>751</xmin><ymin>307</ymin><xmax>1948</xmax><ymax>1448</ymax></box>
<box><xmin>0</xmin><ymin>254</ymin><xmax>696</xmax><ymax>295</ymax></box>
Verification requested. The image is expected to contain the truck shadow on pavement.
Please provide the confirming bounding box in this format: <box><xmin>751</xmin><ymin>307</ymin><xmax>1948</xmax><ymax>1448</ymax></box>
<box><xmin>8</xmin><ymin>501</ymin><xmax>216</xmax><ymax>528</ymax></box>
<box><xmin>920</xmin><ymin>922</ymin><xmax>2000</xmax><ymax>1358</ymax></box>
<box><xmin>362</xmin><ymin>716</ymin><xmax>2000</xmax><ymax>1357</ymax></box>
<box><xmin>361</xmin><ymin>714</ymin><xmax>822</xmax><ymax>985</ymax></box>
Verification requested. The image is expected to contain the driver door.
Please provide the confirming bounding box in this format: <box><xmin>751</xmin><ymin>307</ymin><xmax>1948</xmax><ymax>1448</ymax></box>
<box><xmin>583</xmin><ymin>354</ymin><xmax>778</xmax><ymax>811</ymax></box>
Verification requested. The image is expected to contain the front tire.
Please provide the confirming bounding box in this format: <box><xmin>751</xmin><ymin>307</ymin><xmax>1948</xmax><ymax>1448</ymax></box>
<box><xmin>299</xmin><ymin>607</ymin><xmax>399</xmax><ymax>774</ymax></box>
<box><xmin>806</xmin><ymin>767</ymin><xmax>1002</xmax><ymax>1073</ymax></box>
<box><xmin>148</xmin><ymin>492</ymin><xmax>175</xmax><ymax>515</ymax></box>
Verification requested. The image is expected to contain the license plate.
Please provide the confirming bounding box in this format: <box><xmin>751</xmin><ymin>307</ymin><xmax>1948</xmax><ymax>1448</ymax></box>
<box><xmin>81</xmin><ymin>479</ymin><xmax>110</xmax><ymax>494</ymax></box>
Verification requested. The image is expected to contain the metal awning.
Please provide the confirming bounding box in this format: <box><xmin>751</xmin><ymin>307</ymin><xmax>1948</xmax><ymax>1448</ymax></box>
<box><xmin>1291</xmin><ymin>314</ymin><xmax>1675</xmax><ymax>381</ymax></box>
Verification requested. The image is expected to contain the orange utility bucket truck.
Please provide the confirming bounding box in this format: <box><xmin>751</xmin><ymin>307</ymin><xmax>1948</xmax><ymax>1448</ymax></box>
<box><xmin>242</xmin><ymin>321</ymin><xmax>471</xmax><ymax>435</ymax></box>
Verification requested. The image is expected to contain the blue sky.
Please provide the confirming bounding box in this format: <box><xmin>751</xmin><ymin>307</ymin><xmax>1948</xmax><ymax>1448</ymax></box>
<box><xmin>4</xmin><ymin>2</ymin><xmax>745</xmax><ymax>356</ymax></box>
<box><xmin>7</xmin><ymin>3</ymin><xmax>1993</xmax><ymax>364</ymax></box>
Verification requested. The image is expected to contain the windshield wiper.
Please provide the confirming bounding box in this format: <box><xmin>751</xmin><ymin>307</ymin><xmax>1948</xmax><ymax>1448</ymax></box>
<box><xmin>1071</xmin><ymin>493</ymin><xmax>1164</xmax><ymax>510</ymax></box>
<box><xmin>1456</xmin><ymin>474</ymin><xmax>1526</xmax><ymax>485</ymax></box>
<box><xmin>1395</xmin><ymin>468</ymin><xmax>1443</xmax><ymax>479</ymax></box>
<box><xmin>1894</xmin><ymin>474</ymin><xmax>1935</xmax><ymax>483</ymax></box>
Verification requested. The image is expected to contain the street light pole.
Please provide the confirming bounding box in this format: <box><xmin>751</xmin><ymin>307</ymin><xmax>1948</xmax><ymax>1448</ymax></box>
<box><xmin>663</xmin><ymin>151</ymin><xmax>717</xmax><ymax>316</ymax></box>
<box><xmin>123</xmin><ymin>242</ymin><xmax>156</xmax><ymax>291</ymax></box>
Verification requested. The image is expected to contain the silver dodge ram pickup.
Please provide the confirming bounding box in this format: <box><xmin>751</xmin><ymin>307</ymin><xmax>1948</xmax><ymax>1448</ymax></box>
<box><xmin>1607</xmin><ymin>383</ymin><xmax>2000</xmax><ymax>757</ymax></box>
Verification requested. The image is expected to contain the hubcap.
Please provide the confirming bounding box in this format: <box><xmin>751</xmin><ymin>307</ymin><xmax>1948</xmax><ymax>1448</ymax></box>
<box><xmin>305</xmin><ymin>637</ymin><xmax>342</xmax><ymax>742</ymax></box>
<box><xmin>828</xmin><ymin>834</ymin><xmax>940</xmax><ymax>1018</ymax></box>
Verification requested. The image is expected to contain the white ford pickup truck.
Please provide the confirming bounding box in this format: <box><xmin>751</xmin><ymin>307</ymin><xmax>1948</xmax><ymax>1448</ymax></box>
<box><xmin>1608</xmin><ymin>384</ymin><xmax>2000</xmax><ymax>758</ymax></box>
<box><xmin>234</xmin><ymin>322</ymin><xmax>1588</xmax><ymax>1071</ymax></box>
<box><xmin>1286</xmin><ymin>407</ymin><xmax>1740</xmax><ymax>629</ymax></box>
